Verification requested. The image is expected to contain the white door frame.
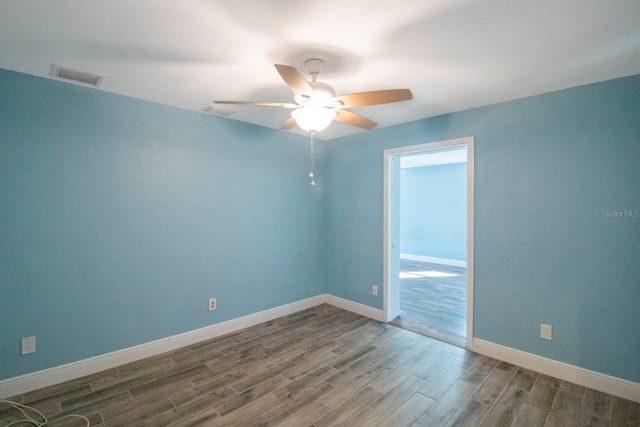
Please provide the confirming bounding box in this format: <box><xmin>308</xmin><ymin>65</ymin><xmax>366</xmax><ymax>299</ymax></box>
<box><xmin>383</xmin><ymin>136</ymin><xmax>475</xmax><ymax>349</ymax></box>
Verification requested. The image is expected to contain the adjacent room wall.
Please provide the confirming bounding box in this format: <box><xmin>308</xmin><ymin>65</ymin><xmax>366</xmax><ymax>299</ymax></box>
<box><xmin>0</xmin><ymin>69</ymin><xmax>327</xmax><ymax>380</ymax></box>
<box><xmin>400</xmin><ymin>163</ymin><xmax>467</xmax><ymax>262</ymax></box>
<box><xmin>325</xmin><ymin>74</ymin><xmax>640</xmax><ymax>384</ymax></box>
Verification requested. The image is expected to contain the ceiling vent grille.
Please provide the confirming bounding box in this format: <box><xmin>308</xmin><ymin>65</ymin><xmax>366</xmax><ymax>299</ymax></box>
<box><xmin>50</xmin><ymin>64</ymin><xmax>104</xmax><ymax>86</ymax></box>
<box><xmin>201</xmin><ymin>104</ymin><xmax>236</xmax><ymax>117</ymax></box>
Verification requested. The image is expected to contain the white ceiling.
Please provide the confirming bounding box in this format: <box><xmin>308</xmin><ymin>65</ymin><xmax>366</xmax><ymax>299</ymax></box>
<box><xmin>1</xmin><ymin>0</ymin><xmax>639</xmax><ymax>140</ymax></box>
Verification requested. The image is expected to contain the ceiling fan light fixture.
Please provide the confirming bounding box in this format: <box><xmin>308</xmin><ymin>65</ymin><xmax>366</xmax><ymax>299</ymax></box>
<box><xmin>291</xmin><ymin>106</ymin><xmax>336</xmax><ymax>133</ymax></box>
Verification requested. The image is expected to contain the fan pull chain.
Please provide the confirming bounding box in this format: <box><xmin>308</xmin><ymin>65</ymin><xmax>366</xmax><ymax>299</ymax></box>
<box><xmin>309</xmin><ymin>132</ymin><xmax>316</xmax><ymax>186</ymax></box>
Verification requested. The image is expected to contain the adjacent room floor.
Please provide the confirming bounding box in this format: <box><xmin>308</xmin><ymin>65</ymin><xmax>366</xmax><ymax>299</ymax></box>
<box><xmin>391</xmin><ymin>259</ymin><xmax>467</xmax><ymax>348</ymax></box>
<box><xmin>1</xmin><ymin>305</ymin><xmax>637</xmax><ymax>427</ymax></box>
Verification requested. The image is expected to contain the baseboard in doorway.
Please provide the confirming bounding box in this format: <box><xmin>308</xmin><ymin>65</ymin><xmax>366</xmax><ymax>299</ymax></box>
<box><xmin>400</xmin><ymin>254</ymin><xmax>466</xmax><ymax>268</ymax></box>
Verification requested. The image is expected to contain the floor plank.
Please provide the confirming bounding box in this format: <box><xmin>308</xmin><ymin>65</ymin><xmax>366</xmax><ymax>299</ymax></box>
<box><xmin>546</xmin><ymin>390</ymin><xmax>583</xmax><ymax>427</ymax></box>
<box><xmin>582</xmin><ymin>388</ymin><xmax>613</xmax><ymax>421</ymax></box>
<box><xmin>525</xmin><ymin>374</ymin><xmax>560</xmax><ymax>412</ymax></box>
<box><xmin>375</xmin><ymin>392</ymin><xmax>435</xmax><ymax>427</ymax></box>
<box><xmin>511</xmin><ymin>404</ymin><xmax>548</xmax><ymax>427</ymax></box>
<box><xmin>611</xmin><ymin>396</ymin><xmax>640</xmax><ymax>426</ymax></box>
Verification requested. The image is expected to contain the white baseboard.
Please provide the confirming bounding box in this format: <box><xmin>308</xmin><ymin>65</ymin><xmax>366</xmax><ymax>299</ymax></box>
<box><xmin>0</xmin><ymin>295</ymin><xmax>326</xmax><ymax>399</ymax></box>
<box><xmin>472</xmin><ymin>338</ymin><xmax>640</xmax><ymax>403</ymax></box>
<box><xmin>324</xmin><ymin>294</ymin><xmax>384</xmax><ymax>322</ymax></box>
<box><xmin>6</xmin><ymin>297</ymin><xmax>636</xmax><ymax>405</ymax></box>
<box><xmin>400</xmin><ymin>253</ymin><xmax>466</xmax><ymax>268</ymax></box>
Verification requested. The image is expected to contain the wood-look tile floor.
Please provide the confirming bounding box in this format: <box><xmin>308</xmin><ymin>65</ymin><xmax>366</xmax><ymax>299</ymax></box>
<box><xmin>1</xmin><ymin>305</ymin><xmax>638</xmax><ymax>426</ymax></box>
<box><xmin>391</xmin><ymin>260</ymin><xmax>467</xmax><ymax>348</ymax></box>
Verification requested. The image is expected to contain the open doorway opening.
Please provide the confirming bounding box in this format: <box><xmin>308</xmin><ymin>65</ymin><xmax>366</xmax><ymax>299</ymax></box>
<box><xmin>383</xmin><ymin>137</ymin><xmax>474</xmax><ymax>349</ymax></box>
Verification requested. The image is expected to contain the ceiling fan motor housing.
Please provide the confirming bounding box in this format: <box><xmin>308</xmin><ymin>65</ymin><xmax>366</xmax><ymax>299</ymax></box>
<box><xmin>310</xmin><ymin>82</ymin><xmax>335</xmax><ymax>101</ymax></box>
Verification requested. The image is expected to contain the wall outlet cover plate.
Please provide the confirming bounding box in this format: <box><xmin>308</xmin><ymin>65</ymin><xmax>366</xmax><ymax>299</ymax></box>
<box><xmin>22</xmin><ymin>336</ymin><xmax>36</xmax><ymax>355</ymax></box>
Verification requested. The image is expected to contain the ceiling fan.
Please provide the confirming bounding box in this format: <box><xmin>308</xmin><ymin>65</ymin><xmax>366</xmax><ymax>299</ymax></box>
<box><xmin>214</xmin><ymin>59</ymin><xmax>413</xmax><ymax>133</ymax></box>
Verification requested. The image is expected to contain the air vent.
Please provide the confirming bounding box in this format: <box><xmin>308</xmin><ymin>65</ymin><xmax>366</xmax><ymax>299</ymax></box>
<box><xmin>50</xmin><ymin>64</ymin><xmax>104</xmax><ymax>86</ymax></box>
<box><xmin>201</xmin><ymin>104</ymin><xmax>236</xmax><ymax>117</ymax></box>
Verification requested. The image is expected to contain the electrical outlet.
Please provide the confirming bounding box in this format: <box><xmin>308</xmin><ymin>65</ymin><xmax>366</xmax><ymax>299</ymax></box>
<box><xmin>372</xmin><ymin>285</ymin><xmax>379</xmax><ymax>296</ymax></box>
<box><xmin>540</xmin><ymin>323</ymin><xmax>552</xmax><ymax>341</ymax></box>
<box><xmin>22</xmin><ymin>336</ymin><xmax>36</xmax><ymax>355</ymax></box>
<box><xmin>208</xmin><ymin>298</ymin><xmax>217</xmax><ymax>311</ymax></box>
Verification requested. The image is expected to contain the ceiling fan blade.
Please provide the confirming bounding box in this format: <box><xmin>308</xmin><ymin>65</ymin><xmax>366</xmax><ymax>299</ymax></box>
<box><xmin>214</xmin><ymin>101</ymin><xmax>298</xmax><ymax>108</ymax></box>
<box><xmin>275</xmin><ymin>64</ymin><xmax>315</xmax><ymax>99</ymax></box>
<box><xmin>331</xmin><ymin>89</ymin><xmax>412</xmax><ymax>108</ymax></box>
<box><xmin>334</xmin><ymin>109</ymin><xmax>377</xmax><ymax>129</ymax></box>
<box><xmin>280</xmin><ymin>117</ymin><xmax>297</xmax><ymax>130</ymax></box>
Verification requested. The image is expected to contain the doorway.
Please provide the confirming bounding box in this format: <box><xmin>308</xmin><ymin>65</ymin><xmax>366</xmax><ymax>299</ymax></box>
<box><xmin>383</xmin><ymin>137</ymin><xmax>474</xmax><ymax>349</ymax></box>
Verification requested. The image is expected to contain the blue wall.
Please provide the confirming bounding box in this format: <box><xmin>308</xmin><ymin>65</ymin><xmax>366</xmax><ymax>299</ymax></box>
<box><xmin>326</xmin><ymin>74</ymin><xmax>640</xmax><ymax>383</ymax></box>
<box><xmin>400</xmin><ymin>163</ymin><xmax>467</xmax><ymax>261</ymax></box>
<box><xmin>0</xmin><ymin>69</ymin><xmax>327</xmax><ymax>380</ymax></box>
<box><xmin>2</xmin><ymin>68</ymin><xmax>639</xmax><ymax>386</ymax></box>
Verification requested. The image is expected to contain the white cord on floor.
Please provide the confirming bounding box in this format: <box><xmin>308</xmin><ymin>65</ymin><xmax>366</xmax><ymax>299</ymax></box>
<box><xmin>0</xmin><ymin>398</ymin><xmax>90</xmax><ymax>426</ymax></box>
